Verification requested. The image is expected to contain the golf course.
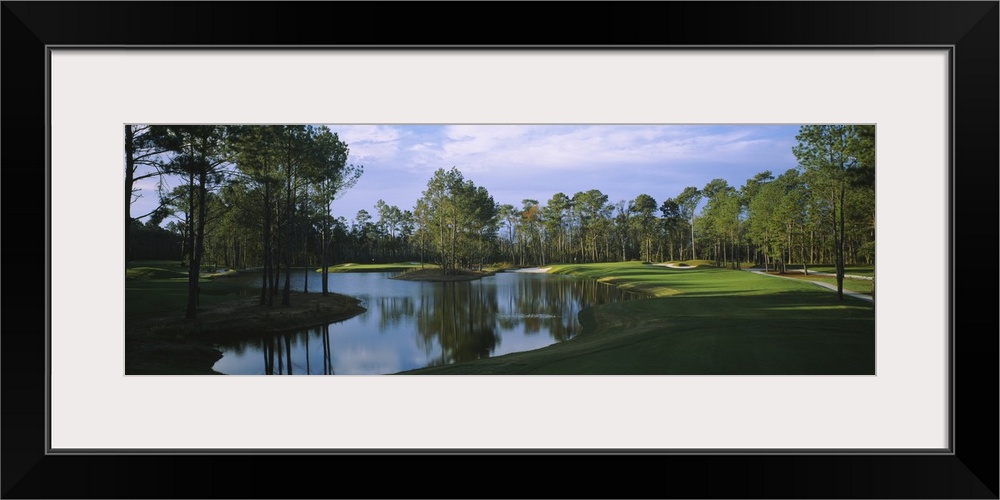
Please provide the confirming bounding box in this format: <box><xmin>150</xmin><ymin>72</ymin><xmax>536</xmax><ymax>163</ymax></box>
<box><xmin>403</xmin><ymin>261</ymin><xmax>875</xmax><ymax>374</ymax></box>
<box><xmin>126</xmin><ymin>259</ymin><xmax>875</xmax><ymax>375</ymax></box>
<box><xmin>125</xmin><ymin>124</ymin><xmax>876</xmax><ymax>375</ymax></box>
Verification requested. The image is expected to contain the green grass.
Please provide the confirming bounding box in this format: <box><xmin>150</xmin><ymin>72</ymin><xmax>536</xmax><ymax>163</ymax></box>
<box><xmin>774</xmin><ymin>274</ymin><xmax>874</xmax><ymax>295</ymax></box>
<box><xmin>127</xmin><ymin>260</ymin><xmax>185</xmax><ymax>269</ymax></box>
<box><xmin>785</xmin><ymin>264</ymin><xmax>875</xmax><ymax>277</ymax></box>
<box><xmin>547</xmin><ymin>261</ymin><xmax>792</xmax><ymax>298</ymax></box>
<box><xmin>126</xmin><ymin>266</ymin><xmax>189</xmax><ymax>280</ymax></box>
<box><xmin>126</xmin><ymin>261</ymin><xmax>250</xmax><ymax>319</ymax></box>
<box><xmin>659</xmin><ymin>259</ymin><xmax>716</xmax><ymax>267</ymax></box>
<box><xmin>319</xmin><ymin>262</ymin><xmax>433</xmax><ymax>273</ymax></box>
<box><xmin>404</xmin><ymin>262</ymin><xmax>875</xmax><ymax>375</ymax></box>
<box><xmin>482</xmin><ymin>262</ymin><xmax>522</xmax><ymax>272</ymax></box>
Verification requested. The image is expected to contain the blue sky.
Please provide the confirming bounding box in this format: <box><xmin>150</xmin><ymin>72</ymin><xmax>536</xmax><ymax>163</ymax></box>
<box><xmin>132</xmin><ymin>124</ymin><xmax>803</xmax><ymax>226</ymax></box>
<box><xmin>328</xmin><ymin>124</ymin><xmax>802</xmax><ymax>221</ymax></box>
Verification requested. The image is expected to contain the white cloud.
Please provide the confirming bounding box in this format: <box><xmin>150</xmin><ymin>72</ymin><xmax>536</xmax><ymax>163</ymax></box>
<box><xmin>335</xmin><ymin>124</ymin><xmax>402</xmax><ymax>144</ymax></box>
<box><xmin>334</xmin><ymin>125</ymin><xmax>406</xmax><ymax>166</ymax></box>
<box><xmin>325</xmin><ymin>124</ymin><xmax>801</xmax><ymax>218</ymax></box>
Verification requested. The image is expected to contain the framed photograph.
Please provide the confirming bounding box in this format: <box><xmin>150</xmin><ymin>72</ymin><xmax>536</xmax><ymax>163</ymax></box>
<box><xmin>5</xmin><ymin>2</ymin><xmax>996</xmax><ymax>498</ymax></box>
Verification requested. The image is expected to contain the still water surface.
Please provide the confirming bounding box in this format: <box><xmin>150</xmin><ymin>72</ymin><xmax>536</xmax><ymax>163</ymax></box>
<box><xmin>212</xmin><ymin>271</ymin><xmax>642</xmax><ymax>375</ymax></box>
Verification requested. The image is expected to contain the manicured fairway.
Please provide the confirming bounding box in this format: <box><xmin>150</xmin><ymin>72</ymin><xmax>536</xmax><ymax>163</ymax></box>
<box><xmin>125</xmin><ymin>262</ymin><xmax>248</xmax><ymax>319</ymax></box>
<box><xmin>764</xmin><ymin>273</ymin><xmax>874</xmax><ymax>295</ymax></box>
<box><xmin>404</xmin><ymin>262</ymin><xmax>875</xmax><ymax>375</ymax></box>
<box><xmin>787</xmin><ymin>264</ymin><xmax>875</xmax><ymax>277</ymax></box>
<box><xmin>320</xmin><ymin>262</ymin><xmax>430</xmax><ymax>273</ymax></box>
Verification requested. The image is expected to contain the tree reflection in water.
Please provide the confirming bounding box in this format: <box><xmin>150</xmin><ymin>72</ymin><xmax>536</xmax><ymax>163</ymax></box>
<box><xmin>415</xmin><ymin>282</ymin><xmax>501</xmax><ymax>366</ymax></box>
<box><xmin>251</xmin><ymin>327</ymin><xmax>333</xmax><ymax>375</ymax></box>
<box><xmin>212</xmin><ymin>272</ymin><xmax>643</xmax><ymax>375</ymax></box>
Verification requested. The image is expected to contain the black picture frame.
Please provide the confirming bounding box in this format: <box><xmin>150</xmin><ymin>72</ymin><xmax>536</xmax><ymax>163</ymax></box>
<box><xmin>3</xmin><ymin>2</ymin><xmax>997</xmax><ymax>498</ymax></box>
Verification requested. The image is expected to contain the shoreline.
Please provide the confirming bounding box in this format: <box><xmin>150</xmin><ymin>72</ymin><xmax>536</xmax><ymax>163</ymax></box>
<box><xmin>125</xmin><ymin>291</ymin><xmax>367</xmax><ymax>375</ymax></box>
<box><xmin>407</xmin><ymin>262</ymin><xmax>875</xmax><ymax>374</ymax></box>
<box><xmin>391</xmin><ymin>268</ymin><xmax>496</xmax><ymax>282</ymax></box>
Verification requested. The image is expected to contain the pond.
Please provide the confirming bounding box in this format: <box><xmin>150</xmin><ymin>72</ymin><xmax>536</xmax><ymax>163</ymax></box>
<box><xmin>211</xmin><ymin>270</ymin><xmax>644</xmax><ymax>375</ymax></box>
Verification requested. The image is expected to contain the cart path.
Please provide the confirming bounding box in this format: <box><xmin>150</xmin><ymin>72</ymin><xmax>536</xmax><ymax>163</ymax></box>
<box><xmin>747</xmin><ymin>269</ymin><xmax>874</xmax><ymax>303</ymax></box>
<box><xmin>780</xmin><ymin>268</ymin><xmax>873</xmax><ymax>280</ymax></box>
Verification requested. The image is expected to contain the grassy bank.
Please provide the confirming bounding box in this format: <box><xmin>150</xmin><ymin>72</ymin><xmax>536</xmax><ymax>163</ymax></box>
<box><xmin>126</xmin><ymin>261</ymin><xmax>365</xmax><ymax>374</ymax></box>
<box><xmin>783</xmin><ymin>264</ymin><xmax>875</xmax><ymax>277</ymax></box>
<box><xmin>392</xmin><ymin>268</ymin><xmax>495</xmax><ymax>282</ymax></box>
<box><xmin>126</xmin><ymin>264</ymin><xmax>247</xmax><ymax>319</ymax></box>
<box><xmin>319</xmin><ymin>262</ymin><xmax>429</xmax><ymax>273</ymax></box>
<box><xmin>403</xmin><ymin>262</ymin><xmax>875</xmax><ymax>375</ymax></box>
<box><xmin>321</xmin><ymin>262</ymin><xmax>518</xmax><ymax>281</ymax></box>
<box><xmin>759</xmin><ymin>272</ymin><xmax>874</xmax><ymax>295</ymax></box>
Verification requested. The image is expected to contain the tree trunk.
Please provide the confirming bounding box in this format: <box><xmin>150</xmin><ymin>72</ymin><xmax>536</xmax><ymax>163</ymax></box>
<box><xmin>261</xmin><ymin>192</ymin><xmax>271</xmax><ymax>305</ymax></box>
<box><xmin>271</xmin><ymin>214</ymin><xmax>281</xmax><ymax>301</ymax></box>
<box><xmin>690</xmin><ymin>216</ymin><xmax>696</xmax><ymax>260</ymax></box>
<box><xmin>450</xmin><ymin>211</ymin><xmax>457</xmax><ymax>274</ymax></box>
<box><xmin>321</xmin><ymin>213</ymin><xmax>330</xmax><ymax>296</ymax></box>
<box><xmin>809</xmin><ymin>229</ymin><xmax>815</xmax><ymax>265</ymax></box>
<box><xmin>787</xmin><ymin>222</ymin><xmax>793</xmax><ymax>270</ymax></box>
<box><xmin>124</xmin><ymin>126</ymin><xmax>135</xmax><ymax>269</ymax></box>
<box><xmin>800</xmin><ymin>223</ymin><xmax>808</xmax><ymax>275</ymax></box>
<box><xmin>836</xmin><ymin>186</ymin><xmax>846</xmax><ymax>300</ymax></box>
<box><xmin>185</xmin><ymin>171</ymin><xmax>198</xmax><ymax>319</ymax></box>
<box><xmin>439</xmin><ymin>219</ymin><xmax>446</xmax><ymax>273</ymax></box>
<box><xmin>268</xmin><ymin>219</ymin><xmax>276</xmax><ymax>307</ymax></box>
<box><xmin>282</xmin><ymin>174</ymin><xmax>293</xmax><ymax>306</ymax></box>
<box><xmin>303</xmin><ymin>234</ymin><xmax>309</xmax><ymax>294</ymax></box>
<box><xmin>722</xmin><ymin>236</ymin><xmax>729</xmax><ymax>267</ymax></box>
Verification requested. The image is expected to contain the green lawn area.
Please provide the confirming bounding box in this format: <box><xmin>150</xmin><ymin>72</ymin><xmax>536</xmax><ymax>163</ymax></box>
<box><xmin>658</xmin><ymin>259</ymin><xmax>717</xmax><ymax>267</ymax></box>
<box><xmin>319</xmin><ymin>262</ymin><xmax>433</xmax><ymax>273</ymax></box>
<box><xmin>786</xmin><ymin>264</ymin><xmax>875</xmax><ymax>277</ymax></box>
<box><xmin>772</xmin><ymin>274</ymin><xmax>874</xmax><ymax>295</ymax></box>
<box><xmin>405</xmin><ymin>262</ymin><xmax>875</xmax><ymax>375</ymax></box>
<box><xmin>126</xmin><ymin>261</ymin><xmax>250</xmax><ymax>319</ymax></box>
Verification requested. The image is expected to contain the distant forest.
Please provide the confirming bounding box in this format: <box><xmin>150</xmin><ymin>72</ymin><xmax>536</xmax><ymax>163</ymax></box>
<box><xmin>128</xmin><ymin>124</ymin><xmax>875</xmax><ymax>274</ymax></box>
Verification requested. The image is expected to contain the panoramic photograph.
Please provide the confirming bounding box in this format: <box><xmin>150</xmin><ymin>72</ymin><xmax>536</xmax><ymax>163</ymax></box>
<box><xmin>125</xmin><ymin>124</ymin><xmax>875</xmax><ymax>375</ymax></box>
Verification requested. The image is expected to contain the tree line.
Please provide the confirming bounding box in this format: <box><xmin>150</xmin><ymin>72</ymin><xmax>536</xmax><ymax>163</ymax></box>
<box><xmin>126</xmin><ymin>125</ymin><xmax>361</xmax><ymax>318</ymax></box>
<box><xmin>128</xmin><ymin>124</ymin><xmax>875</xmax><ymax>314</ymax></box>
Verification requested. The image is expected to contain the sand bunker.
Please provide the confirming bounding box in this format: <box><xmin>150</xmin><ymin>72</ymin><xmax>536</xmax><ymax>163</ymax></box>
<box><xmin>656</xmin><ymin>263</ymin><xmax>699</xmax><ymax>269</ymax></box>
<box><xmin>513</xmin><ymin>267</ymin><xmax>552</xmax><ymax>273</ymax></box>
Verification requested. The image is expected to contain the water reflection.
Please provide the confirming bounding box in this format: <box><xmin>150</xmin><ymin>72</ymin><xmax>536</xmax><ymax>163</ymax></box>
<box><xmin>218</xmin><ymin>325</ymin><xmax>337</xmax><ymax>375</ymax></box>
<box><xmin>377</xmin><ymin>296</ymin><xmax>415</xmax><ymax>330</ymax></box>
<box><xmin>212</xmin><ymin>271</ymin><xmax>643</xmax><ymax>375</ymax></box>
<box><xmin>415</xmin><ymin>282</ymin><xmax>501</xmax><ymax>366</ymax></box>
